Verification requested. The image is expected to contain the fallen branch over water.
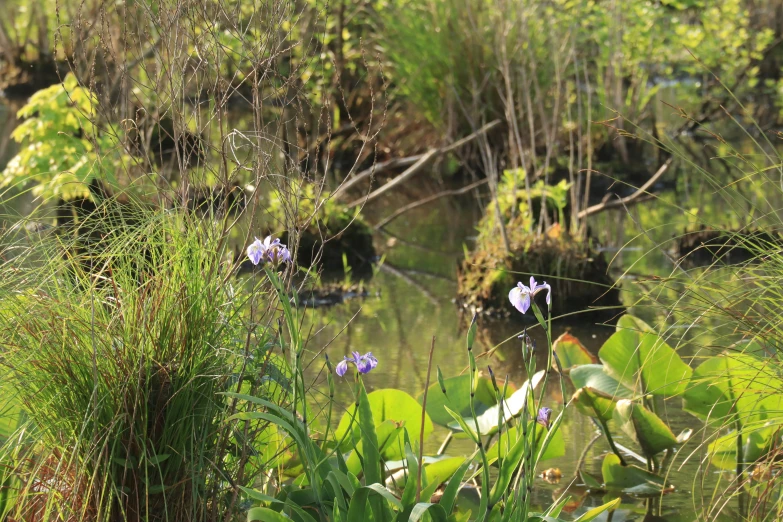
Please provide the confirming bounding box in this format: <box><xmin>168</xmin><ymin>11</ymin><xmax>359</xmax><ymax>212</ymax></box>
<box><xmin>337</xmin><ymin>119</ymin><xmax>501</xmax><ymax>205</ymax></box>
<box><xmin>576</xmin><ymin>158</ymin><xmax>672</xmax><ymax>219</ymax></box>
<box><xmin>373</xmin><ymin>178</ymin><xmax>489</xmax><ymax>229</ymax></box>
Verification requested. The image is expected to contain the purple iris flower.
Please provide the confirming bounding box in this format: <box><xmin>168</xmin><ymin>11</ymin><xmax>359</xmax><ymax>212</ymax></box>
<box><xmin>335</xmin><ymin>351</ymin><xmax>378</xmax><ymax>377</ymax></box>
<box><xmin>536</xmin><ymin>407</ymin><xmax>553</xmax><ymax>429</ymax></box>
<box><xmin>508</xmin><ymin>276</ymin><xmax>552</xmax><ymax>314</ymax></box>
<box><xmin>246</xmin><ymin>235</ymin><xmax>292</xmax><ymax>266</ymax></box>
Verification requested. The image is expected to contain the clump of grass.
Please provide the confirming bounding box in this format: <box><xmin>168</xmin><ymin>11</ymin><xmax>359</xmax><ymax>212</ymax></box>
<box><xmin>0</xmin><ymin>199</ymin><xmax>284</xmax><ymax>521</ymax></box>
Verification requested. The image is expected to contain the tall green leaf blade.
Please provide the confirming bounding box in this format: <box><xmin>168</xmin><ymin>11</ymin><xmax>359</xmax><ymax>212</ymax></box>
<box><xmin>357</xmin><ymin>380</ymin><xmax>382</xmax><ymax>485</ymax></box>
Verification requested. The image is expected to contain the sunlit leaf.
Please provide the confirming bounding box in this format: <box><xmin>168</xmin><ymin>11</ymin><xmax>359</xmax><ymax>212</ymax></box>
<box><xmin>553</xmin><ymin>333</ymin><xmax>596</xmax><ymax>372</ymax></box>
<box><xmin>612</xmin><ymin>400</ymin><xmax>679</xmax><ymax>457</ymax></box>
<box><xmin>601</xmin><ymin>454</ymin><xmax>671</xmax><ymax>495</ymax></box>
<box><xmin>599</xmin><ymin>315</ymin><xmax>691</xmax><ymax>397</ymax></box>
<box><xmin>569</xmin><ymin>364</ymin><xmax>634</xmax><ymax>399</ymax></box>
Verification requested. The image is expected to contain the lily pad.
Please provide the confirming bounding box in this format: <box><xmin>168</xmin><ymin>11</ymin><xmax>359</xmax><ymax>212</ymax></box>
<box><xmin>569</xmin><ymin>364</ymin><xmax>634</xmax><ymax>399</ymax></box>
<box><xmin>612</xmin><ymin>400</ymin><xmax>679</xmax><ymax>457</ymax></box>
<box><xmin>553</xmin><ymin>333</ymin><xmax>596</xmax><ymax>373</ymax></box>
<box><xmin>599</xmin><ymin>315</ymin><xmax>692</xmax><ymax>397</ymax></box>
<box><xmin>601</xmin><ymin>454</ymin><xmax>672</xmax><ymax>495</ymax></box>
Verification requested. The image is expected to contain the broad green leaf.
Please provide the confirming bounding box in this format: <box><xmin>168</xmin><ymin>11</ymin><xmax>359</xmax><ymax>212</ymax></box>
<box><xmin>335</xmin><ymin>388</ymin><xmax>434</xmax><ymax>460</ymax></box>
<box><xmin>573</xmin><ymin>387</ymin><xmax>618</xmax><ymax>423</ymax></box>
<box><xmin>573</xmin><ymin>497</ymin><xmax>621</xmax><ymax>522</ymax></box>
<box><xmin>708</xmin><ymin>424</ymin><xmax>780</xmax><ymax>470</ymax></box>
<box><xmin>421</xmin><ymin>373</ymin><xmax>499</xmax><ymax>427</ymax></box>
<box><xmin>485</xmin><ymin>423</ymin><xmax>565</xmax><ymax>464</ymax></box>
<box><xmin>345</xmin><ymin>420</ymin><xmax>403</xmax><ymax>477</ymax></box>
<box><xmin>448</xmin><ymin>370</ymin><xmax>545</xmax><ymax>436</ymax></box>
<box><xmin>418</xmin><ymin>457</ymin><xmax>466</xmax><ymax>502</ymax></box>
<box><xmin>683</xmin><ymin>353</ymin><xmax>783</xmax><ymax>427</ymax></box>
<box><xmin>423</xmin><ymin>457</ymin><xmax>466</xmax><ymax>489</ymax></box>
<box><xmin>247</xmin><ymin>507</ymin><xmax>288</xmax><ymax>522</ymax></box>
<box><xmin>553</xmin><ymin>333</ymin><xmax>596</xmax><ymax>372</ymax></box>
<box><xmin>601</xmin><ymin>454</ymin><xmax>671</xmax><ymax>495</ymax></box>
<box><xmin>599</xmin><ymin>315</ymin><xmax>692</xmax><ymax>396</ymax></box>
<box><xmin>569</xmin><ymin>364</ymin><xmax>634</xmax><ymax>399</ymax></box>
<box><xmin>612</xmin><ymin>400</ymin><xmax>679</xmax><ymax>457</ymax></box>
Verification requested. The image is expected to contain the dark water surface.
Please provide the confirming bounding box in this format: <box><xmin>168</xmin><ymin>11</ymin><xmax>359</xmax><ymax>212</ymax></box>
<box><xmin>0</xmin><ymin>95</ymin><xmax>754</xmax><ymax>520</ymax></box>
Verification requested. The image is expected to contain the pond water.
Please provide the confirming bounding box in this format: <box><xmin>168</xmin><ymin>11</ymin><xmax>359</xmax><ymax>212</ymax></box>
<box><xmin>303</xmin><ymin>179</ymin><xmax>746</xmax><ymax>521</ymax></box>
<box><xmin>0</xmin><ymin>95</ymin><xmax>763</xmax><ymax>520</ymax></box>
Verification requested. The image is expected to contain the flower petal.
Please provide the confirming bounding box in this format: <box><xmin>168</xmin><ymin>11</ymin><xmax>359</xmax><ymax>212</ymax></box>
<box><xmin>335</xmin><ymin>359</ymin><xmax>349</xmax><ymax>377</ymax></box>
<box><xmin>529</xmin><ymin>276</ymin><xmax>537</xmax><ymax>293</ymax></box>
<box><xmin>356</xmin><ymin>357</ymin><xmax>373</xmax><ymax>374</ymax></box>
<box><xmin>246</xmin><ymin>239</ymin><xmax>266</xmax><ymax>265</ymax></box>
<box><xmin>536</xmin><ymin>407</ymin><xmax>553</xmax><ymax>428</ymax></box>
<box><xmin>538</xmin><ymin>282</ymin><xmax>552</xmax><ymax>305</ymax></box>
<box><xmin>509</xmin><ymin>286</ymin><xmax>531</xmax><ymax>314</ymax></box>
<box><xmin>364</xmin><ymin>352</ymin><xmax>378</xmax><ymax>370</ymax></box>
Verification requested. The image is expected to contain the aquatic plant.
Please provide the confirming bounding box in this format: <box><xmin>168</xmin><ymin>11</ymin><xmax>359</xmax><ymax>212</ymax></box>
<box><xmin>233</xmin><ymin>273</ymin><xmax>621</xmax><ymax>521</ymax></box>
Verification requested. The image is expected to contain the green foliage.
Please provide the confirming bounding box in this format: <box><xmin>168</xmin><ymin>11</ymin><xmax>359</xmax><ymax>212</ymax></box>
<box><xmin>236</xmin><ymin>299</ymin><xmax>619</xmax><ymax>522</ymax></box>
<box><xmin>420</xmin><ymin>373</ymin><xmax>498</xmax><ymax>427</ymax></box>
<box><xmin>0</xmin><ymin>207</ymin><xmax>281</xmax><ymax>520</ymax></box>
<box><xmin>334</xmin><ymin>388</ymin><xmax>434</xmax><ymax>460</ymax></box>
<box><xmin>599</xmin><ymin>315</ymin><xmax>692</xmax><ymax>397</ymax></box>
<box><xmin>612</xmin><ymin>400</ymin><xmax>679</xmax><ymax>458</ymax></box>
<box><xmin>601</xmin><ymin>454</ymin><xmax>670</xmax><ymax>495</ymax></box>
<box><xmin>1</xmin><ymin>73</ymin><xmax>141</xmax><ymax>201</ymax></box>
<box><xmin>569</xmin><ymin>364</ymin><xmax>633</xmax><ymax>399</ymax></box>
<box><xmin>683</xmin><ymin>353</ymin><xmax>783</xmax><ymax>427</ymax></box>
<box><xmin>552</xmin><ymin>332</ymin><xmax>596</xmax><ymax>372</ymax></box>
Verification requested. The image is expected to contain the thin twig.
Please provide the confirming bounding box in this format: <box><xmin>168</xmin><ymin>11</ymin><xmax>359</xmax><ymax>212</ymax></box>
<box><xmin>374</xmin><ymin>179</ymin><xmax>488</xmax><ymax>229</ymax></box>
<box><xmin>334</xmin><ymin>119</ymin><xmax>501</xmax><ymax>200</ymax></box>
<box><xmin>576</xmin><ymin>158</ymin><xmax>672</xmax><ymax>218</ymax></box>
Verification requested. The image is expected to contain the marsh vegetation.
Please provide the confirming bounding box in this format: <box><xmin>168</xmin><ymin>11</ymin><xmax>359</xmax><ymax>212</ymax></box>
<box><xmin>3</xmin><ymin>0</ymin><xmax>783</xmax><ymax>521</ymax></box>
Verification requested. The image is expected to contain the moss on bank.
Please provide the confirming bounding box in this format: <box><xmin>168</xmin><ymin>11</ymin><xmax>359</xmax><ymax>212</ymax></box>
<box><xmin>457</xmin><ymin>212</ymin><xmax>621</xmax><ymax>319</ymax></box>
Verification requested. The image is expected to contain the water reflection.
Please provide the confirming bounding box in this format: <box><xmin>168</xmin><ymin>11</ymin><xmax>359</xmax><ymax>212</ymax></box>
<box><xmin>305</xmin><ymin>177</ymin><xmax>748</xmax><ymax>520</ymax></box>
